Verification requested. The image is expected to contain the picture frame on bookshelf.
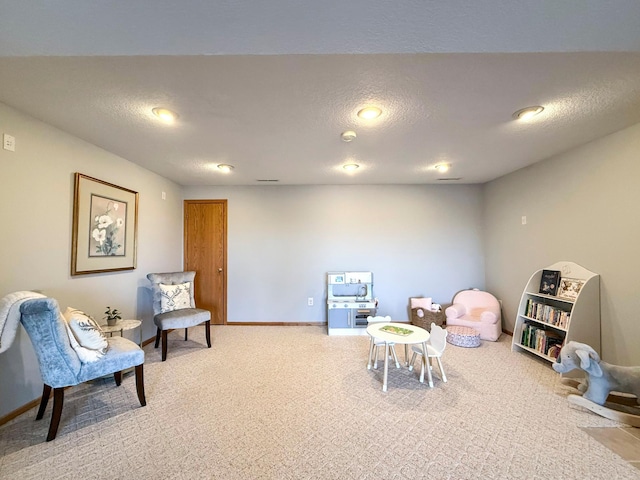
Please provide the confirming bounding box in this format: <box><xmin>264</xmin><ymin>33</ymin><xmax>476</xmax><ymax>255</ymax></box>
<box><xmin>558</xmin><ymin>278</ymin><xmax>584</xmax><ymax>301</ymax></box>
<box><xmin>538</xmin><ymin>269</ymin><xmax>560</xmax><ymax>296</ymax></box>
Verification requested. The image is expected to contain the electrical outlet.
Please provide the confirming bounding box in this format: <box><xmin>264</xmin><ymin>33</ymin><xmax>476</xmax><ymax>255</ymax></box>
<box><xmin>3</xmin><ymin>134</ymin><xmax>16</xmax><ymax>152</ymax></box>
<box><xmin>161</xmin><ymin>191</ymin><xmax>166</xmax><ymax>200</ymax></box>
<box><xmin>521</xmin><ymin>216</ymin><xmax>527</xmax><ymax>225</ymax></box>
<box><xmin>307</xmin><ymin>297</ymin><xmax>314</xmax><ymax>306</ymax></box>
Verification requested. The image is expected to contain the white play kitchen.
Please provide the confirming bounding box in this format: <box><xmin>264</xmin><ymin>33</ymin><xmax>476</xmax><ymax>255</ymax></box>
<box><xmin>326</xmin><ymin>271</ymin><xmax>377</xmax><ymax>335</ymax></box>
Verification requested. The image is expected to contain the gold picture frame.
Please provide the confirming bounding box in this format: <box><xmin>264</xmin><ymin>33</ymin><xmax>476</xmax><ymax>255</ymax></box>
<box><xmin>71</xmin><ymin>173</ymin><xmax>138</xmax><ymax>275</ymax></box>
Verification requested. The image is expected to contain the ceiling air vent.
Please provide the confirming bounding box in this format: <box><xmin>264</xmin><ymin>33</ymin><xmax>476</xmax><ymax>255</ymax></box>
<box><xmin>437</xmin><ymin>178</ymin><xmax>462</xmax><ymax>181</ymax></box>
<box><xmin>256</xmin><ymin>179</ymin><xmax>279</xmax><ymax>182</ymax></box>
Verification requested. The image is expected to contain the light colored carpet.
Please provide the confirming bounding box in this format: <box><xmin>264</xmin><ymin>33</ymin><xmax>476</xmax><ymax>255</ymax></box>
<box><xmin>0</xmin><ymin>326</ymin><xmax>638</xmax><ymax>480</ymax></box>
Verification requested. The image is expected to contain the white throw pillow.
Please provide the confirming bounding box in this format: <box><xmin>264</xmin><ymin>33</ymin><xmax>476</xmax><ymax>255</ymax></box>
<box><xmin>63</xmin><ymin>307</ymin><xmax>108</xmax><ymax>354</ymax></box>
<box><xmin>60</xmin><ymin>311</ymin><xmax>104</xmax><ymax>362</ymax></box>
<box><xmin>159</xmin><ymin>282</ymin><xmax>192</xmax><ymax>313</ymax></box>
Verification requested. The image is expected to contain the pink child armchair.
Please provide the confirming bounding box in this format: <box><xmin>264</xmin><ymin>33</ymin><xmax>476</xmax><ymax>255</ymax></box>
<box><xmin>445</xmin><ymin>289</ymin><xmax>502</xmax><ymax>341</ymax></box>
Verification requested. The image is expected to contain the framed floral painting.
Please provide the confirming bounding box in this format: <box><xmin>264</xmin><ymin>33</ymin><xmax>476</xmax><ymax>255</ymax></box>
<box><xmin>71</xmin><ymin>173</ymin><xmax>138</xmax><ymax>275</ymax></box>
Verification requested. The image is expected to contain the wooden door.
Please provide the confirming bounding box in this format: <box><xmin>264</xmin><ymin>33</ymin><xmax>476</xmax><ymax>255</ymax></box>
<box><xmin>184</xmin><ymin>200</ymin><xmax>227</xmax><ymax>324</ymax></box>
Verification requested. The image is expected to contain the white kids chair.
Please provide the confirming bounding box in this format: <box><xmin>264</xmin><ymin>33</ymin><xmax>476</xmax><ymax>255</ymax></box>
<box><xmin>408</xmin><ymin>322</ymin><xmax>448</xmax><ymax>387</ymax></box>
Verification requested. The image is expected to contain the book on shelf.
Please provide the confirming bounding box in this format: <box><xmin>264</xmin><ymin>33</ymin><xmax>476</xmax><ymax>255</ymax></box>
<box><xmin>524</xmin><ymin>298</ymin><xmax>570</xmax><ymax>328</ymax></box>
<box><xmin>547</xmin><ymin>344</ymin><xmax>562</xmax><ymax>359</ymax></box>
<box><xmin>539</xmin><ymin>269</ymin><xmax>560</xmax><ymax>296</ymax></box>
<box><xmin>557</xmin><ymin>277</ymin><xmax>585</xmax><ymax>301</ymax></box>
<box><xmin>520</xmin><ymin>322</ymin><xmax>564</xmax><ymax>357</ymax></box>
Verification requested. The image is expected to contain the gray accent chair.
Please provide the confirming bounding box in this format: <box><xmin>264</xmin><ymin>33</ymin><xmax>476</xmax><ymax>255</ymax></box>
<box><xmin>19</xmin><ymin>298</ymin><xmax>146</xmax><ymax>442</ymax></box>
<box><xmin>147</xmin><ymin>271</ymin><xmax>212</xmax><ymax>361</ymax></box>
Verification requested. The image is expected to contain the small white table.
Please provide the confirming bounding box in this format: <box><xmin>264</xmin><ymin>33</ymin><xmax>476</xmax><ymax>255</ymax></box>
<box><xmin>366</xmin><ymin>322</ymin><xmax>431</xmax><ymax>391</ymax></box>
<box><xmin>100</xmin><ymin>319</ymin><xmax>142</xmax><ymax>346</ymax></box>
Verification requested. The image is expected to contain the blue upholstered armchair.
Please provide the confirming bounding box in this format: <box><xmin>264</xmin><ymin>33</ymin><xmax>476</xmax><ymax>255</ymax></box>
<box><xmin>19</xmin><ymin>298</ymin><xmax>146</xmax><ymax>441</ymax></box>
<box><xmin>147</xmin><ymin>271</ymin><xmax>212</xmax><ymax>361</ymax></box>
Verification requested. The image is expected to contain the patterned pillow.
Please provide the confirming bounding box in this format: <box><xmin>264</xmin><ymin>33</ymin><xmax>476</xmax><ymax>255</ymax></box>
<box><xmin>63</xmin><ymin>307</ymin><xmax>108</xmax><ymax>356</ymax></box>
<box><xmin>159</xmin><ymin>282</ymin><xmax>192</xmax><ymax>313</ymax></box>
<box><xmin>60</xmin><ymin>311</ymin><xmax>104</xmax><ymax>362</ymax></box>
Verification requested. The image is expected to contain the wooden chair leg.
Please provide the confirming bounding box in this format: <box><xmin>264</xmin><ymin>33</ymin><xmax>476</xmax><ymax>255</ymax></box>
<box><xmin>135</xmin><ymin>365</ymin><xmax>146</xmax><ymax>407</ymax></box>
<box><xmin>114</xmin><ymin>371</ymin><xmax>122</xmax><ymax>386</ymax></box>
<box><xmin>154</xmin><ymin>328</ymin><xmax>161</xmax><ymax>348</ymax></box>
<box><xmin>185</xmin><ymin>328</ymin><xmax>188</xmax><ymax>341</ymax></box>
<box><xmin>36</xmin><ymin>384</ymin><xmax>52</xmax><ymax>420</ymax></box>
<box><xmin>161</xmin><ymin>330</ymin><xmax>168</xmax><ymax>361</ymax></box>
<box><xmin>205</xmin><ymin>320</ymin><xmax>211</xmax><ymax>348</ymax></box>
<box><xmin>46</xmin><ymin>388</ymin><xmax>64</xmax><ymax>442</ymax></box>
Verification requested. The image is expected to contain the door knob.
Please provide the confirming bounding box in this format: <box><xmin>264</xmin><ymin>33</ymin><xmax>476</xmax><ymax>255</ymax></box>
<box><xmin>218</xmin><ymin>268</ymin><xmax>223</xmax><ymax>273</ymax></box>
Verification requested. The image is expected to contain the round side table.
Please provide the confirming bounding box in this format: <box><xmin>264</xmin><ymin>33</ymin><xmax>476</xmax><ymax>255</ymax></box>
<box><xmin>100</xmin><ymin>319</ymin><xmax>142</xmax><ymax>346</ymax></box>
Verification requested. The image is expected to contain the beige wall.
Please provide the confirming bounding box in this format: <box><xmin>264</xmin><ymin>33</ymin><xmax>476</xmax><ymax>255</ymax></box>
<box><xmin>484</xmin><ymin>123</ymin><xmax>640</xmax><ymax>365</ymax></box>
<box><xmin>185</xmin><ymin>184</ymin><xmax>486</xmax><ymax>322</ymax></box>
<box><xmin>0</xmin><ymin>103</ymin><xmax>184</xmax><ymax>417</ymax></box>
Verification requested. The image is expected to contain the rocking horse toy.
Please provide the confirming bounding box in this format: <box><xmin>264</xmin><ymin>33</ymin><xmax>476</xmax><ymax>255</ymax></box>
<box><xmin>553</xmin><ymin>341</ymin><xmax>640</xmax><ymax>427</ymax></box>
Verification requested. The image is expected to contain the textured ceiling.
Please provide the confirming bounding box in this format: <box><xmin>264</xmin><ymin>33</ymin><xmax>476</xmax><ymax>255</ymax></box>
<box><xmin>1</xmin><ymin>1</ymin><xmax>640</xmax><ymax>186</ymax></box>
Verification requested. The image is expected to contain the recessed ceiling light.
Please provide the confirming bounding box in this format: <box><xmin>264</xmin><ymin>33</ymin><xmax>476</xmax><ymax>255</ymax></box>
<box><xmin>152</xmin><ymin>107</ymin><xmax>179</xmax><ymax>123</ymax></box>
<box><xmin>357</xmin><ymin>107</ymin><xmax>382</xmax><ymax>120</ymax></box>
<box><xmin>513</xmin><ymin>106</ymin><xmax>544</xmax><ymax>120</ymax></box>
<box><xmin>341</xmin><ymin>130</ymin><xmax>357</xmax><ymax>142</ymax></box>
<box><xmin>343</xmin><ymin>163</ymin><xmax>360</xmax><ymax>171</ymax></box>
<box><xmin>434</xmin><ymin>163</ymin><xmax>450</xmax><ymax>173</ymax></box>
<box><xmin>217</xmin><ymin>164</ymin><xmax>234</xmax><ymax>173</ymax></box>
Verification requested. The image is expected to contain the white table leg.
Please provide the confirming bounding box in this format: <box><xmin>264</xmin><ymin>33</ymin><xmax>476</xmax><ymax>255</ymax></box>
<box><xmin>390</xmin><ymin>344</ymin><xmax>400</xmax><ymax>369</ymax></box>
<box><xmin>367</xmin><ymin>337</ymin><xmax>375</xmax><ymax>370</ymax></box>
<box><xmin>383</xmin><ymin>342</ymin><xmax>389</xmax><ymax>392</ymax></box>
<box><xmin>404</xmin><ymin>344</ymin><xmax>409</xmax><ymax>366</ymax></box>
